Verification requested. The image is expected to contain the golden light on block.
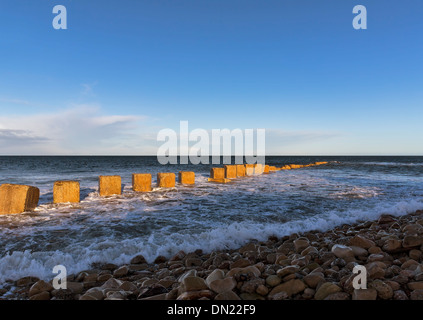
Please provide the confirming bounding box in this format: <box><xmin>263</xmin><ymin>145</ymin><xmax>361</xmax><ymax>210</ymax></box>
<box><xmin>208</xmin><ymin>178</ymin><xmax>231</xmax><ymax>183</ymax></box>
<box><xmin>245</xmin><ymin>164</ymin><xmax>254</xmax><ymax>176</ymax></box>
<box><xmin>53</xmin><ymin>181</ymin><xmax>80</xmax><ymax>203</ymax></box>
<box><xmin>132</xmin><ymin>173</ymin><xmax>152</xmax><ymax>192</ymax></box>
<box><xmin>254</xmin><ymin>164</ymin><xmax>264</xmax><ymax>175</ymax></box>
<box><xmin>314</xmin><ymin>161</ymin><xmax>328</xmax><ymax>166</ymax></box>
<box><xmin>269</xmin><ymin>166</ymin><xmax>277</xmax><ymax>171</ymax></box>
<box><xmin>99</xmin><ymin>175</ymin><xmax>122</xmax><ymax>196</ymax></box>
<box><xmin>236</xmin><ymin>165</ymin><xmax>246</xmax><ymax>177</ymax></box>
<box><xmin>263</xmin><ymin>165</ymin><xmax>270</xmax><ymax>174</ymax></box>
<box><xmin>281</xmin><ymin>165</ymin><xmax>291</xmax><ymax>170</ymax></box>
<box><xmin>157</xmin><ymin>173</ymin><xmax>176</xmax><ymax>188</ymax></box>
<box><xmin>224</xmin><ymin>165</ymin><xmax>237</xmax><ymax>179</ymax></box>
<box><xmin>178</xmin><ymin>171</ymin><xmax>195</xmax><ymax>185</ymax></box>
<box><xmin>210</xmin><ymin>168</ymin><xmax>225</xmax><ymax>179</ymax></box>
<box><xmin>0</xmin><ymin>184</ymin><xmax>40</xmax><ymax>214</ymax></box>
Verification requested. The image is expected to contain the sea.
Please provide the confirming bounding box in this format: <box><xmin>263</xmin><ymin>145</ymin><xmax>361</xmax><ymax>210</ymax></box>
<box><xmin>0</xmin><ymin>156</ymin><xmax>422</xmax><ymax>285</ymax></box>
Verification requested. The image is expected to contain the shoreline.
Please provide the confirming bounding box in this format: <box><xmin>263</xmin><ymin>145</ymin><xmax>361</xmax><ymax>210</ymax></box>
<box><xmin>2</xmin><ymin>209</ymin><xmax>423</xmax><ymax>300</ymax></box>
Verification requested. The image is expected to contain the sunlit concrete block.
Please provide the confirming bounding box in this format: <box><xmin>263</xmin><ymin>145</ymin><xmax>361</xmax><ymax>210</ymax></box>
<box><xmin>254</xmin><ymin>164</ymin><xmax>264</xmax><ymax>175</ymax></box>
<box><xmin>178</xmin><ymin>171</ymin><xmax>195</xmax><ymax>185</ymax></box>
<box><xmin>132</xmin><ymin>173</ymin><xmax>152</xmax><ymax>192</ymax></box>
<box><xmin>269</xmin><ymin>166</ymin><xmax>277</xmax><ymax>171</ymax></box>
<box><xmin>236</xmin><ymin>165</ymin><xmax>246</xmax><ymax>177</ymax></box>
<box><xmin>53</xmin><ymin>181</ymin><xmax>80</xmax><ymax>203</ymax></box>
<box><xmin>224</xmin><ymin>165</ymin><xmax>237</xmax><ymax>179</ymax></box>
<box><xmin>99</xmin><ymin>175</ymin><xmax>122</xmax><ymax>196</ymax></box>
<box><xmin>263</xmin><ymin>165</ymin><xmax>270</xmax><ymax>174</ymax></box>
<box><xmin>0</xmin><ymin>184</ymin><xmax>40</xmax><ymax>214</ymax></box>
<box><xmin>314</xmin><ymin>162</ymin><xmax>328</xmax><ymax>166</ymax></box>
<box><xmin>245</xmin><ymin>164</ymin><xmax>255</xmax><ymax>176</ymax></box>
<box><xmin>281</xmin><ymin>165</ymin><xmax>291</xmax><ymax>170</ymax></box>
<box><xmin>210</xmin><ymin>168</ymin><xmax>225</xmax><ymax>180</ymax></box>
<box><xmin>157</xmin><ymin>173</ymin><xmax>176</xmax><ymax>188</ymax></box>
<box><xmin>208</xmin><ymin>178</ymin><xmax>231</xmax><ymax>183</ymax></box>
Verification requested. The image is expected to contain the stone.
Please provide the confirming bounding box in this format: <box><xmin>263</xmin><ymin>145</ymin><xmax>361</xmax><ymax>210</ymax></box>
<box><xmin>382</xmin><ymin>239</ymin><xmax>402</xmax><ymax>252</ymax></box>
<box><xmin>263</xmin><ymin>165</ymin><xmax>270</xmax><ymax>174</ymax></box>
<box><xmin>352</xmin><ymin>288</ymin><xmax>377</xmax><ymax>300</ymax></box>
<box><xmin>314</xmin><ymin>282</ymin><xmax>342</xmax><ymax>300</ymax></box>
<box><xmin>350</xmin><ymin>246</ymin><xmax>368</xmax><ymax>257</ymax></box>
<box><xmin>303</xmin><ymin>272</ymin><xmax>325</xmax><ymax>289</ymax></box>
<box><xmin>230</xmin><ymin>258</ymin><xmax>250</xmax><ymax>269</ymax></box>
<box><xmin>214</xmin><ymin>291</ymin><xmax>241</xmax><ymax>300</ymax></box>
<box><xmin>293</xmin><ymin>238</ymin><xmax>309</xmax><ymax>253</ymax></box>
<box><xmin>177</xmin><ymin>290</ymin><xmax>214</xmax><ymax>300</ymax></box>
<box><xmin>349</xmin><ymin>235</ymin><xmax>375</xmax><ymax>249</ymax></box>
<box><xmin>16</xmin><ymin>276</ymin><xmax>39</xmax><ymax>287</ymax></box>
<box><xmin>368</xmin><ymin>246</ymin><xmax>382</xmax><ymax>254</ymax></box>
<box><xmin>67</xmin><ymin>282</ymin><xmax>84</xmax><ymax>294</ymax></box>
<box><xmin>410</xmin><ymin>289</ymin><xmax>423</xmax><ymax>300</ymax></box>
<box><xmin>130</xmin><ymin>254</ymin><xmax>147</xmax><ymax>265</ymax></box>
<box><xmin>232</xmin><ymin>164</ymin><xmax>245</xmax><ymax>177</ymax></box>
<box><xmin>183</xmin><ymin>276</ymin><xmax>208</xmax><ymax>292</ymax></box>
<box><xmin>157</xmin><ymin>173</ymin><xmax>175</xmax><ymax>188</ymax></box>
<box><xmin>29</xmin><ymin>291</ymin><xmax>50</xmax><ymax>300</ymax></box>
<box><xmin>0</xmin><ymin>184</ymin><xmax>39</xmax><ymax>214</ymax></box>
<box><xmin>409</xmin><ymin>249</ymin><xmax>422</xmax><ymax>261</ymax></box>
<box><xmin>268</xmin><ymin>279</ymin><xmax>306</xmax><ymax>298</ymax></box>
<box><xmin>256</xmin><ymin>284</ymin><xmax>268</xmax><ymax>296</ymax></box>
<box><xmin>113</xmin><ymin>266</ymin><xmax>129</xmax><ymax>278</ymax></box>
<box><xmin>209</xmin><ymin>277</ymin><xmax>237</xmax><ymax>294</ymax></box>
<box><xmin>53</xmin><ymin>181</ymin><xmax>80</xmax><ymax>203</ymax></box>
<box><xmin>178</xmin><ymin>171</ymin><xmax>195</xmax><ymax>185</ymax></box>
<box><xmin>240</xmin><ymin>278</ymin><xmax>265</xmax><ymax>294</ymax></box>
<box><xmin>98</xmin><ymin>175</ymin><xmax>121</xmax><ymax>196</ymax></box>
<box><xmin>265</xmin><ymin>275</ymin><xmax>281</xmax><ymax>287</ymax></box>
<box><xmin>276</xmin><ymin>265</ymin><xmax>300</xmax><ymax>278</ymax></box>
<box><xmin>268</xmin><ymin>291</ymin><xmax>289</xmax><ymax>300</ymax></box>
<box><xmin>393</xmin><ymin>290</ymin><xmax>409</xmax><ymax>300</ymax></box>
<box><xmin>224</xmin><ymin>165</ymin><xmax>237</xmax><ymax>179</ymax></box>
<box><xmin>366</xmin><ymin>262</ymin><xmax>386</xmax><ymax>279</ymax></box>
<box><xmin>369</xmin><ymin>280</ymin><xmax>393</xmax><ymax>300</ymax></box>
<box><xmin>331</xmin><ymin>244</ymin><xmax>354</xmax><ymax>259</ymax></box>
<box><xmin>210</xmin><ymin>168</ymin><xmax>225</xmax><ymax>179</ymax></box>
<box><xmin>403</xmin><ymin>235</ymin><xmax>423</xmax><ymax>248</ymax></box>
<box><xmin>29</xmin><ymin>280</ymin><xmax>54</xmax><ymax>297</ymax></box>
<box><xmin>408</xmin><ymin>282</ymin><xmax>423</xmax><ymax>291</ymax></box>
<box><xmin>132</xmin><ymin>173</ymin><xmax>152</xmax><ymax>192</ymax></box>
<box><xmin>205</xmin><ymin>269</ymin><xmax>225</xmax><ymax>288</ymax></box>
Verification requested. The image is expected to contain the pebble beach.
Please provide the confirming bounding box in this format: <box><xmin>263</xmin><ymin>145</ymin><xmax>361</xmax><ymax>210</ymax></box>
<box><xmin>4</xmin><ymin>209</ymin><xmax>423</xmax><ymax>301</ymax></box>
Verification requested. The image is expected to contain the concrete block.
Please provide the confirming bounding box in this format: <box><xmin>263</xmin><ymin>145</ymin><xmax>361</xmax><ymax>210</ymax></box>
<box><xmin>132</xmin><ymin>174</ymin><xmax>152</xmax><ymax>192</ymax></box>
<box><xmin>53</xmin><ymin>181</ymin><xmax>80</xmax><ymax>203</ymax></box>
<box><xmin>263</xmin><ymin>165</ymin><xmax>270</xmax><ymax>174</ymax></box>
<box><xmin>269</xmin><ymin>166</ymin><xmax>277</xmax><ymax>171</ymax></box>
<box><xmin>281</xmin><ymin>165</ymin><xmax>291</xmax><ymax>170</ymax></box>
<box><xmin>224</xmin><ymin>165</ymin><xmax>237</xmax><ymax>179</ymax></box>
<box><xmin>178</xmin><ymin>171</ymin><xmax>195</xmax><ymax>185</ymax></box>
<box><xmin>99</xmin><ymin>175</ymin><xmax>122</xmax><ymax>196</ymax></box>
<box><xmin>0</xmin><ymin>184</ymin><xmax>40</xmax><ymax>214</ymax></box>
<box><xmin>236</xmin><ymin>165</ymin><xmax>246</xmax><ymax>177</ymax></box>
<box><xmin>157</xmin><ymin>173</ymin><xmax>176</xmax><ymax>188</ymax></box>
<box><xmin>245</xmin><ymin>164</ymin><xmax>255</xmax><ymax>176</ymax></box>
<box><xmin>210</xmin><ymin>168</ymin><xmax>225</xmax><ymax>180</ymax></box>
<box><xmin>254</xmin><ymin>164</ymin><xmax>264</xmax><ymax>175</ymax></box>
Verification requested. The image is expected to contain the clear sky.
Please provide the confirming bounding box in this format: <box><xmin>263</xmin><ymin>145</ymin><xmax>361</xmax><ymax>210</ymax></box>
<box><xmin>0</xmin><ymin>0</ymin><xmax>422</xmax><ymax>155</ymax></box>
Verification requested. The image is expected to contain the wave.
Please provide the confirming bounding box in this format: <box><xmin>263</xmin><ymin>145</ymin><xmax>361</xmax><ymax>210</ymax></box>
<box><xmin>1</xmin><ymin>198</ymin><xmax>422</xmax><ymax>285</ymax></box>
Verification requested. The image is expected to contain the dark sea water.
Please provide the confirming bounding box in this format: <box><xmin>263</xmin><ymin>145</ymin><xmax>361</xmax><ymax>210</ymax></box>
<box><xmin>0</xmin><ymin>156</ymin><xmax>422</xmax><ymax>284</ymax></box>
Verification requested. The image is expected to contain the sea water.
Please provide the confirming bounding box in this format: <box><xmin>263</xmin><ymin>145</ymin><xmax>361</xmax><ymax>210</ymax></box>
<box><xmin>0</xmin><ymin>156</ymin><xmax>422</xmax><ymax>284</ymax></box>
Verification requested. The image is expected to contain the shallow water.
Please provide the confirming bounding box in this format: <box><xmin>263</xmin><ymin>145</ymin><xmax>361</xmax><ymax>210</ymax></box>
<box><xmin>0</xmin><ymin>156</ymin><xmax>423</xmax><ymax>284</ymax></box>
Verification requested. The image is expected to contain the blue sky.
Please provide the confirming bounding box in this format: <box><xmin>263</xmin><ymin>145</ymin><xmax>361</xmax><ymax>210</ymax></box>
<box><xmin>0</xmin><ymin>0</ymin><xmax>422</xmax><ymax>155</ymax></box>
